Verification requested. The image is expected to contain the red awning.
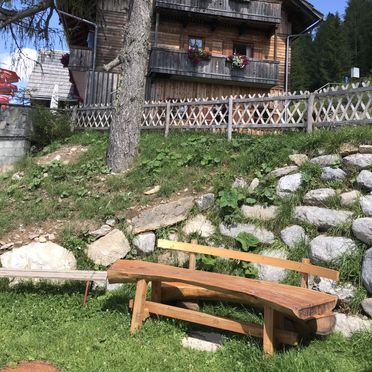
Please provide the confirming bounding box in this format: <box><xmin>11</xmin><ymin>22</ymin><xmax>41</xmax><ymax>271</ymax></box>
<box><xmin>0</xmin><ymin>95</ymin><xmax>10</xmax><ymax>104</ymax></box>
<box><xmin>0</xmin><ymin>68</ymin><xmax>20</xmax><ymax>84</ymax></box>
<box><xmin>0</xmin><ymin>82</ymin><xmax>17</xmax><ymax>95</ymax></box>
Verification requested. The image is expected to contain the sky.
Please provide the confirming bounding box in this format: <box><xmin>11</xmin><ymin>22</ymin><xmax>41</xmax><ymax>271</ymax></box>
<box><xmin>0</xmin><ymin>0</ymin><xmax>350</xmax><ymax>91</ymax></box>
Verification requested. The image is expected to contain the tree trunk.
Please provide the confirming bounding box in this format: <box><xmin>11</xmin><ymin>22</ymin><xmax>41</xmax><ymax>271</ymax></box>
<box><xmin>107</xmin><ymin>0</ymin><xmax>153</xmax><ymax>172</ymax></box>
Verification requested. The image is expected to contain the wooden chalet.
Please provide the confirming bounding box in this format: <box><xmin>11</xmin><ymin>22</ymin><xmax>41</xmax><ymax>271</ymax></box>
<box><xmin>59</xmin><ymin>0</ymin><xmax>322</xmax><ymax>105</ymax></box>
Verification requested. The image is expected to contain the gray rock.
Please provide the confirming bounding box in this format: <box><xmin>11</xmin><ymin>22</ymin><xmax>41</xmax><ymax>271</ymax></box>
<box><xmin>360</xmin><ymin>195</ymin><xmax>372</xmax><ymax>216</ymax></box>
<box><xmin>280</xmin><ymin>225</ymin><xmax>308</xmax><ymax>249</ymax></box>
<box><xmin>219</xmin><ymin>223</ymin><xmax>274</xmax><ymax>244</ymax></box>
<box><xmin>339</xmin><ymin>143</ymin><xmax>358</xmax><ymax>157</ymax></box>
<box><xmin>352</xmin><ymin>218</ymin><xmax>372</xmax><ymax>245</ymax></box>
<box><xmin>232</xmin><ymin>177</ymin><xmax>248</xmax><ymax>189</ymax></box>
<box><xmin>361</xmin><ymin>298</ymin><xmax>372</xmax><ymax>318</ymax></box>
<box><xmin>310</xmin><ymin>277</ymin><xmax>356</xmax><ymax>303</ymax></box>
<box><xmin>105</xmin><ymin>219</ymin><xmax>116</xmax><ymax>227</ymax></box>
<box><xmin>157</xmin><ymin>251</ymin><xmax>189</xmax><ymax>267</ymax></box>
<box><xmin>311</xmin><ymin>154</ymin><xmax>341</xmax><ymax>167</ymax></box>
<box><xmin>359</xmin><ymin>145</ymin><xmax>372</xmax><ymax>154</ymax></box>
<box><xmin>340</xmin><ymin>190</ymin><xmax>361</xmax><ymax>207</ymax></box>
<box><xmin>195</xmin><ymin>193</ymin><xmax>215</xmax><ymax>211</ymax></box>
<box><xmin>183</xmin><ymin>215</ymin><xmax>215</xmax><ymax>238</ymax></box>
<box><xmin>334</xmin><ymin>313</ymin><xmax>372</xmax><ymax>337</ymax></box>
<box><xmin>321</xmin><ymin>167</ymin><xmax>347</xmax><ymax>181</ymax></box>
<box><xmin>144</xmin><ymin>185</ymin><xmax>161</xmax><ymax>195</ymax></box>
<box><xmin>344</xmin><ymin>153</ymin><xmax>372</xmax><ymax>169</ymax></box>
<box><xmin>249</xmin><ymin>178</ymin><xmax>260</xmax><ymax>192</ymax></box>
<box><xmin>309</xmin><ymin>236</ymin><xmax>357</xmax><ymax>264</ymax></box>
<box><xmin>87</xmin><ymin>229</ymin><xmax>131</xmax><ymax>266</ymax></box>
<box><xmin>241</xmin><ymin>205</ymin><xmax>279</xmax><ymax>221</ymax></box>
<box><xmin>276</xmin><ymin>173</ymin><xmax>303</xmax><ymax>198</ymax></box>
<box><xmin>303</xmin><ymin>188</ymin><xmax>336</xmax><ymax>206</ymax></box>
<box><xmin>362</xmin><ymin>248</ymin><xmax>372</xmax><ymax>293</ymax></box>
<box><xmin>294</xmin><ymin>206</ymin><xmax>353</xmax><ymax>230</ymax></box>
<box><xmin>357</xmin><ymin>170</ymin><xmax>372</xmax><ymax>190</ymax></box>
<box><xmin>254</xmin><ymin>249</ymin><xmax>288</xmax><ymax>282</ymax></box>
<box><xmin>133</xmin><ymin>232</ymin><xmax>156</xmax><ymax>254</ymax></box>
<box><xmin>89</xmin><ymin>224</ymin><xmax>112</xmax><ymax>239</ymax></box>
<box><xmin>182</xmin><ymin>331</ymin><xmax>224</xmax><ymax>352</ymax></box>
<box><xmin>1</xmin><ymin>242</ymin><xmax>76</xmax><ymax>273</ymax></box>
<box><xmin>130</xmin><ymin>196</ymin><xmax>194</xmax><ymax>234</ymax></box>
<box><xmin>289</xmin><ymin>154</ymin><xmax>308</xmax><ymax>166</ymax></box>
<box><xmin>270</xmin><ymin>166</ymin><xmax>299</xmax><ymax>179</ymax></box>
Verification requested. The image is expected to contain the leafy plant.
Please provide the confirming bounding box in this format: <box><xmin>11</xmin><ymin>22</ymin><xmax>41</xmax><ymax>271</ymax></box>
<box><xmin>236</xmin><ymin>233</ymin><xmax>260</xmax><ymax>252</ymax></box>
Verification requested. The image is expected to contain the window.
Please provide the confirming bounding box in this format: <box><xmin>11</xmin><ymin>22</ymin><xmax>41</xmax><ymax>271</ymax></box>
<box><xmin>233</xmin><ymin>43</ymin><xmax>252</xmax><ymax>58</ymax></box>
<box><xmin>189</xmin><ymin>37</ymin><xmax>204</xmax><ymax>49</ymax></box>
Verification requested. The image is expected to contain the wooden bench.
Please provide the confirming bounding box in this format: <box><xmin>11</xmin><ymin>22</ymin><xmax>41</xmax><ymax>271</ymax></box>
<box><xmin>107</xmin><ymin>239</ymin><xmax>339</xmax><ymax>354</ymax></box>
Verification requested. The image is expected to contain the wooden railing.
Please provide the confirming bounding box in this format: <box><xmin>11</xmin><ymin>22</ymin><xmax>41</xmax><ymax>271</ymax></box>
<box><xmin>155</xmin><ymin>0</ymin><xmax>281</xmax><ymax>24</ymax></box>
<box><xmin>150</xmin><ymin>48</ymin><xmax>279</xmax><ymax>87</ymax></box>
<box><xmin>69</xmin><ymin>47</ymin><xmax>93</xmax><ymax>70</ymax></box>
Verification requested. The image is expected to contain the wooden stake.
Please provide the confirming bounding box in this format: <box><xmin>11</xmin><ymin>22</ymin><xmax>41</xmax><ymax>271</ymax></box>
<box><xmin>263</xmin><ymin>305</ymin><xmax>275</xmax><ymax>355</ymax></box>
<box><xmin>301</xmin><ymin>258</ymin><xmax>311</xmax><ymax>288</ymax></box>
<box><xmin>130</xmin><ymin>279</ymin><xmax>148</xmax><ymax>334</ymax></box>
<box><xmin>189</xmin><ymin>240</ymin><xmax>198</xmax><ymax>270</ymax></box>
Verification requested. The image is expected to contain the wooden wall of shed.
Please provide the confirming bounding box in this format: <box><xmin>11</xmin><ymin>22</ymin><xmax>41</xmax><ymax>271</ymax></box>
<box><xmin>95</xmin><ymin>0</ymin><xmax>128</xmax><ymax>71</ymax></box>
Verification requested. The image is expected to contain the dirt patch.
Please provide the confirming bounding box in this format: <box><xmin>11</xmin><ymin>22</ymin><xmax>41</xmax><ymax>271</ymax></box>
<box><xmin>1</xmin><ymin>361</ymin><xmax>59</xmax><ymax>372</ymax></box>
<box><xmin>36</xmin><ymin>145</ymin><xmax>88</xmax><ymax>166</ymax></box>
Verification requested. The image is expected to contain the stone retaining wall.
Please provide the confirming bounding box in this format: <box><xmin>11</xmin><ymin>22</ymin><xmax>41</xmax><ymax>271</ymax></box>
<box><xmin>0</xmin><ymin>107</ymin><xmax>31</xmax><ymax>172</ymax></box>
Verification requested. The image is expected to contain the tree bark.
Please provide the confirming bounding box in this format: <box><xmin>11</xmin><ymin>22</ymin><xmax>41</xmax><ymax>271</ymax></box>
<box><xmin>107</xmin><ymin>0</ymin><xmax>154</xmax><ymax>172</ymax></box>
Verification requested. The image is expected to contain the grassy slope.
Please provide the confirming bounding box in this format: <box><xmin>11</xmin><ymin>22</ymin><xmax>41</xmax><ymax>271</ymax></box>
<box><xmin>1</xmin><ymin>127</ymin><xmax>372</xmax><ymax>370</ymax></box>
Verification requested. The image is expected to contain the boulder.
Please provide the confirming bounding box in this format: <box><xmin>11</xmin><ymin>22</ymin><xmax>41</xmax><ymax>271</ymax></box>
<box><xmin>340</xmin><ymin>190</ymin><xmax>361</xmax><ymax>207</ymax></box>
<box><xmin>254</xmin><ymin>249</ymin><xmax>288</xmax><ymax>282</ymax></box>
<box><xmin>361</xmin><ymin>298</ymin><xmax>372</xmax><ymax>318</ymax></box>
<box><xmin>339</xmin><ymin>143</ymin><xmax>358</xmax><ymax>157</ymax></box>
<box><xmin>130</xmin><ymin>196</ymin><xmax>194</xmax><ymax>234</ymax></box>
<box><xmin>195</xmin><ymin>193</ymin><xmax>215</xmax><ymax>211</ymax></box>
<box><xmin>356</xmin><ymin>170</ymin><xmax>372</xmax><ymax>190</ymax></box>
<box><xmin>133</xmin><ymin>232</ymin><xmax>156</xmax><ymax>254</ymax></box>
<box><xmin>276</xmin><ymin>173</ymin><xmax>303</xmax><ymax>198</ymax></box>
<box><xmin>303</xmin><ymin>188</ymin><xmax>336</xmax><ymax>206</ymax></box>
<box><xmin>280</xmin><ymin>225</ymin><xmax>308</xmax><ymax>249</ymax></box>
<box><xmin>87</xmin><ymin>229</ymin><xmax>131</xmax><ymax>266</ymax></box>
<box><xmin>232</xmin><ymin>177</ymin><xmax>248</xmax><ymax>189</ymax></box>
<box><xmin>181</xmin><ymin>331</ymin><xmax>224</xmax><ymax>352</ymax></box>
<box><xmin>344</xmin><ymin>153</ymin><xmax>372</xmax><ymax>169</ymax></box>
<box><xmin>359</xmin><ymin>145</ymin><xmax>372</xmax><ymax>154</ymax></box>
<box><xmin>249</xmin><ymin>178</ymin><xmax>260</xmax><ymax>192</ymax></box>
<box><xmin>1</xmin><ymin>242</ymin><xmax>76</xmax><ymax>272</ymax></box>
<box><xmin>362</xmin><ymin>248</ymin><xmax>372</xmax><ymax>293</ymax></box>
<box><xmin>182</xmin><ymin>215</ymin><xmax>215</xmax><ymax>238</ymax></box>
<box><xmin>352</xmin><ymin>218</ymin><xmax>372</xmax><ymax>245</ymax></box>
<box><xmin>241</xmin><ymin>205</ymin><xmax>279</xmax><ymax>221</ymax></box>
<box><xmin>321</xmin><ymin>167</ymin><xmax>347</xmax><ymax>181</ymax></box>
<box><xmin>157</xmin><ymin>251</ymin><xmax>189</xmax><ymax>267</ymax></box>
<box><xmin>269</xmin><ymin>166</ymin><xmax>299</xmax><ymax>179</ymax></box>
<box><xmin>309</xmin><ymin>236</ymin><xmax>357</xmax><ymax>263</ymax></box>
<box><xmin>310</xmin><ymin>154</ymin><xmax>341</xmax><ymax>167</ymax></box>
<box><xmin>219</xmin><ymin>223</ymin><xmax>274</xmax><ymax>244</ymax></box>
<box><xmin>289</xmin><ymin>154</ymin><xmax>308</xmax><ymax>166</ymax></box>
<box><xmin>89</xmin><ymin>225</ymin><xmax>112</xmax><ymax>239</ymax></box>
<box><xmin>360</xmin><ymin>195</ymin><xmax>372</xmax><ymax>216</ymax></box>
<box><xmin>294</xmin><ymin>206</ymin><xmax>353</xmax><ymax>230</ymax></box>
<box><xmin>334</xmin><ymin>313</ymin><xmax>372</xmax><ymax>337</ymax></box>
<box><xmin>310</xmin><ymin>277</ymin><xmax>356</xmax><ymax>303</ymax></box>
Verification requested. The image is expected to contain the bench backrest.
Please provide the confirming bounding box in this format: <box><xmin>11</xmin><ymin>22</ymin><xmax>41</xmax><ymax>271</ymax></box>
<box><xmin>157</xmin><ymin>239</ymin><xmax>339</xmax><ymax>286</ymax></box>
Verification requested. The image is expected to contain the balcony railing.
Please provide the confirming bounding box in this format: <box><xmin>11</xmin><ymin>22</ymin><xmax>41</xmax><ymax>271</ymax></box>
<box><xmin>69</xmin><ymin>47</ymin><xmax>93</xmax><ymax>70</ymax></box>
<box><xmin>155</xmin><ymin>0</ymin><xmax>281</xmax><ymax>24</ymax></box>
<box><xmin>150</xmin><ymin>48</ymin><xmax>279</xmax><ymax>87</ymax></box>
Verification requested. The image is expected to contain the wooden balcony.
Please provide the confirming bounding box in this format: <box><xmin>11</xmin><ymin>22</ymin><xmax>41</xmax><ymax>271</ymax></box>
<box><xmin>69</xmin><ymin>47</ymin><xmax>93</xmax><ymax>70</ymax></box>
<box><xmin>155</xmin><ymin>0</ymin><xmax>281</xmax><ymax>24</ymax></box>
<box><xmin>149</xmin><ymin>48</ymin><xmax>279</xmax><ymax>87</ymax></box>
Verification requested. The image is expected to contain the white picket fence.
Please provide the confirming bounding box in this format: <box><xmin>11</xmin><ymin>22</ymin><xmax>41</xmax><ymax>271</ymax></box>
<box><xmin>73</xmin><ymin>81</ymin><xmax>372</xmax><ymax>137</ymax></box>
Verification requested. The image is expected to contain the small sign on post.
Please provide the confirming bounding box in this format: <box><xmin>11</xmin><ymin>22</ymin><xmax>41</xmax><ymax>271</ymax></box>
<box><xmin>351</xmin><ymin>67</ymin><xmax>360</xmax><ymax>79</ymax></box>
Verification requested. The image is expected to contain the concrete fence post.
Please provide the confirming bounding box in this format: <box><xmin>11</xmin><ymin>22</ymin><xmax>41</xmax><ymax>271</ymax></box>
<box><xmin>227</xmin><ymin>96</ymin><xmax>233</xmax><ymax>141</ymax></box>
<box><xmin>307</xmin><ymin>93</ymin><xmax>315</xmax><ymax>133</ymax></box>
<box><xmin>165</xmin><ymin>101</ymin><xmax>171</xmax><ymax>138</ymax></box>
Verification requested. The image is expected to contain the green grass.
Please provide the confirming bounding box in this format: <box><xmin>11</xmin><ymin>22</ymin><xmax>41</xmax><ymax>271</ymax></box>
<box><xmin>0</xmin><ymin>283</ymin><xmax>371</xmax><ymax>372</ymax></box>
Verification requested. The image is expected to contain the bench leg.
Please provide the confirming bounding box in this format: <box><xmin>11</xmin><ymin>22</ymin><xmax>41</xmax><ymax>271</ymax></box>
<box><xmin>263</xmin><ymin>305</ymin><xmax>275</xmax><ymax>355</ymax></box>
<box><xmin>130</xmin><ymin>279</ymin><xmax>148</xmax><ymax>334</ymax></box>
<box><xmin>151</xmin><ymin>281</ymin><xmax>162</xmax><ymax>303</ymax></box>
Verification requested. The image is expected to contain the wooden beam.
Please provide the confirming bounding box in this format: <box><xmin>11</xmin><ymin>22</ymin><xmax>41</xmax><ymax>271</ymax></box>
<box><xmin>274</xmin><ymin>26</ymin><xmax>278</xmax><ymax>62</ymax></box>
<box><xmin>151</xmin><ymin>281</ymin><xmax>162</xmax><ymax>303</ymax></box>
<box><xmin>263</xmin><ymin>306</ymin><xmax>275</xmax><ymax>355</ymax></box>
<box><xmin>154</xmin><ymin>12</ymin><xmax>160</xmax><ymax>47</ymax></box>
<box><xmin>157</xmin><ymin>240</ymin><xmax>339</xmax><ymax>281</ymax></box>
<box><xmin>130</xmin><ymin>280</ymin><xmax>148</xmax><ymax>334</ymax></box>
<box><xmin>301</xmin><ymin>258</ymin><xmax>310</xmax><ymax>288</ymax></box>
<box><xmin>145</xmin><ymin>301</ymin><xmax>299</xmax><ymax>346</ymax></box>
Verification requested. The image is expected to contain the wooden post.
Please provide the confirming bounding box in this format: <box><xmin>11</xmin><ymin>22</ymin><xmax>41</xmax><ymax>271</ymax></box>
<box><xmin>165</xmin><ymin>101</ymin><xmax>171</xmax><ymax>137</ymax></box>
<box><xmin>130</xmin><ymin>279</ymin><xmax>148</xmax><ymax>334</ymax></box>
<box><xmin>274</xmin><ymin>26</ymin><xmax>278</xmax><ymax>63</ymax></box>
<box><xmin>151</xmin><ymin>280</ymin><xmax>162</xmax><ymax>303</ymax></box>
<box><xmin>189</xmin><ymin>240</ymin><xmax>198</xmax><ymax>270</ymax></box>
<box><xmin>263</xmin><ymin>305</ymin><xmax>275</xmax><ymax>355</ymax></box>
<box><xmin>307</xmin><ymin>93</ymin><xmax>315</xmax><ymax>133</ymax></box>
<box><xmin>154</xmin><ymin>12</ymin><xmax>160</xmax><ymax>47</ymax></box>
<box><xmin>227</xmin><ymin>96</ymin><xmax>233</xmax><ymax>141</ymax></box>
<box><xmin>301</xmin><ymin>258</ymin><xmax>311</xmax><ymax>289</ymax></box>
